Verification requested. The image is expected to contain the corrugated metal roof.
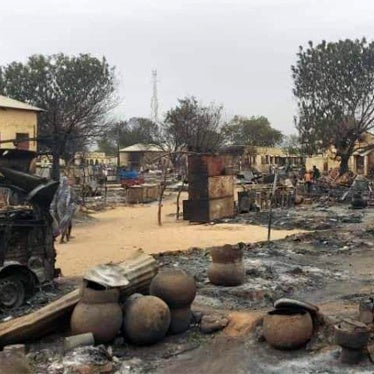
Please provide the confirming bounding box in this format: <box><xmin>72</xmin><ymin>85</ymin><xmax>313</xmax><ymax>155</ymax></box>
<box><xmin>0</xmin><ymin>95</ymin><xmax>44</xmax><ymax>112</ymax></box>
<box><xmin>119</xmin><ymin>143</ymin><xmax>162</xmax><ymax>152</ymax></box>
<box><xmin>356</xmin><ymin>148</ymin><xmax>374</xmax><ymax>157</ymax></box>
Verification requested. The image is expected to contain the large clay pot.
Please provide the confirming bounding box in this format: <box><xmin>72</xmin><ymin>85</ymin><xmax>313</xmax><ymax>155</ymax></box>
<box><xmin>208</xmin><ymin>244</ymin><xmax>245</xmax><ymax>286</ymax></box>
<box><xmin>263</xmin><ymin>308</ymin><xmax>313</xmax><ymax>350</ymax></box>
<box><xmin>169</xmin><ymin>307</ymin><xmax>192</xmax><ymax>334</ymax></box>
<box><xmin>70</xmin><ymin>287</ymin><xmax>122</xmax><ymax>343</ymax></box>
<box><xmin>208</xmin><ymin>263</ymin><xmax>245</xmax><ymax>286</ymax></box>
<box><xmin>150</xmin><ymin>269</ymin><xmax>196</xmax><ymax>334</ymax></box>
<box><xmin>123</xmin><ymin>295</ymin><xmax>171</xmax><ymax>345</ymax></box>
<box><xmin>150</xmin><ymin>269</ymin><xmax>196</xmax><ymax>308</ymax></box>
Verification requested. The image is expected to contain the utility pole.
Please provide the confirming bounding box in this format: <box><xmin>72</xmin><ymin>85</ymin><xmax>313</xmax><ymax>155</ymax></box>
<box><xmin>150</xmin><ymin>69</ymin><xmax>159</xmax><ymax>123</ymax></box>
<box><xmin>117</xmin><ymin>123</ymin><xmax>121</xmax><ymax>168</ymax></box>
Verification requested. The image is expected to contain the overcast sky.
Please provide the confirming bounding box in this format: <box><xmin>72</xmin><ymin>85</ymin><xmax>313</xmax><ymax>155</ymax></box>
<box><xmin>1</xmin><ymin>0</ymin><xmax>374</xmax><ymax>134</ymax></box>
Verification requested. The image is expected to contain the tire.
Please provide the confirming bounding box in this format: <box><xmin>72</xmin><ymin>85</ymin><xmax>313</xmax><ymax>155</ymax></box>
<box><xmin>0</xmin><ymin>275</ymin><xmax>26</xmax><ymax>310</ymax></box>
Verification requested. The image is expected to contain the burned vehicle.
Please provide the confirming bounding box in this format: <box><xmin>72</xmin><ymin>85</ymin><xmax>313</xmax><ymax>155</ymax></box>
<box><xmin>0</xmin><ymin>149</ymin><xmax>59</xmax><ymax>310</ymax></box>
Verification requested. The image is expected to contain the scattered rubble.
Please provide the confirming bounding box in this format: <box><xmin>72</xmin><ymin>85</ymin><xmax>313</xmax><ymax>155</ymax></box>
<box><xmin>155</xmin><ymin>229</ymin><xmax>360</xmax><ymax>311</ymax></box>
<box><xmin>3</xmin><ymin>195</ymin><xmax>374</xmax><ymax>372</ymax></box>
<box><xmin>0</xmin><ymin>282</ymin><xmax>74</xmax><ymax>321</ymax></box>
<box><xmin>220</xmin><ymin>205</ymin><xmax>364</xmax><ymax>230</ymax></box>
<box><xmin>200</xmin><ymin>314</ymin><xmax>229</xmax><ymax>334</ymax></box>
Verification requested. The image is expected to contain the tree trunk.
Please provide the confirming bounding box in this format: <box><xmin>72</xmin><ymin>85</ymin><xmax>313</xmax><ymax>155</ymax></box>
<box><xmin>51</xmin><ymin>152</ymin><xmax>61</xmax><ymax>181</ymax></box>
<box><xmin>339</xmin><ymin>154</ymin><xmax>350</xmax><ymax>175</ymax></box>
<box><xmin>157</xmin><ymin>166</ymin><xmax>168</xmax><ymax>226</ymax></box>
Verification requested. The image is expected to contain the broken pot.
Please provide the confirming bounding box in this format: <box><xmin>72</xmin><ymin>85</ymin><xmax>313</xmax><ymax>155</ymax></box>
<box><xmin>263</xmin><ymin>308</ymin><xmax>313</xmax><ymax>350</ymax></box>
<box><xmin>70</xmin><ymin>286</ymin><xmax>122</xmax><ymax>343</ymax></box>
<box><xmin>208</xmin><ymin>244</ymin><xmax>245</xmax><ymax>286</ymax></box>
<box><xmin>334</xmin><ymin>319</ymin><xmax>369</xmax><ymax>364</ymax></box>
<box><xmin>358</xmin><ymin>298</ymin><xmax>374</xmax><ymax>324</ymax></box>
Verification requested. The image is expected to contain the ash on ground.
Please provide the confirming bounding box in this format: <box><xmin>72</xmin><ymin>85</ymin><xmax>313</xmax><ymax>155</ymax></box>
<box><xmin>219</xmin><ymin>205</ymin><xmax>364</xmax><ymax>230</ymax></box>
<box><xmin>0</xmin><ymin>282</ymin><xmax>75</xmax><ymax>322</ymax></box>
<box><xmin>156</xmin><ymin>204</ymin><xmax>374</xmax><ymax>310</ymax></box>
<box><xmin>12</xmin><ymin>203</ymin><xmax>374</xmax><ymax>373</ymax></box>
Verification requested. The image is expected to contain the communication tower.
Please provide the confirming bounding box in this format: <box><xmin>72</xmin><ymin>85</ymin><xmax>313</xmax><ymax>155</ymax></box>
<box><xmin>150</xmin><ymin>69</ymin><xmax>159</xmax><ymax>123</ymax></box>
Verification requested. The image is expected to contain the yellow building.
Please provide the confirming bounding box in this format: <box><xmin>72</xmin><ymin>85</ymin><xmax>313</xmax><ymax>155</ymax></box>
<box><xmin>306</xmin><ymin>132</ymin><xmax>374</xmax><ymax>176</ymax></box>
<box><xmin>221</xmin><ymin>145</ymin><xmax>304</xmax><ymax>173</ymax></box>
<box><xmin>74</xmin><ymin>151</ymin><xmax>118</xmax><ymax>166</ymax></box>
<box><xmin>0</xmin><ymin>95</ymin><xmax>43</xmax><ymax>151</ymax></box>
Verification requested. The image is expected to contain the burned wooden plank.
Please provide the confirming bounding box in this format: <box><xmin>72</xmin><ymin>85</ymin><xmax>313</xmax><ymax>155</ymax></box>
<box><xmin>0</xmin><ymin>289</ymin><xmax>80</xmax><ymax>347</ymax></box>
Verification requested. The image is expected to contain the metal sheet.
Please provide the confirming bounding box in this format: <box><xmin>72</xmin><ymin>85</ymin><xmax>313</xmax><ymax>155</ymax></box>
<box><xmin>84</xmin><ymin>251</ymin><xmax>158</xmax><ymax>288</ymax></box>
<box><xmin>189</xmin><ymin>176</ymin><xmax>234</xmax><ymax>200</ymax></box>
<box><xmin>183</xmin><ymin>197</ymin><xmax>234</xmax><ymax>222</ymax></box>
<box><xmin>188</xmin><ymin>155</ymin><xmax>224</xmax><ymax>177</ymax></box>
<box><xmin>0</xmin><ymin>149</ymin><xmax>37</xmax><ymax>173</ymax></box>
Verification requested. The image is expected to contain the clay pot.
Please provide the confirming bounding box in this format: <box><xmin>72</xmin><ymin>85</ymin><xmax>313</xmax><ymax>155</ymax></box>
<box><xmin>334</xmin><ymin>320</ymin><xmax>369</xmax><ymax>364</ymax></box>
<box><xmin>263</xmin><ymin>308</ymin><xmax>313</xmax><ymax>350</ymax></box>
<box><xmin>294</xmin><ymin>195</ymin><xmax>304</xmax><ymax>205</ymax></box>
<box><xmin>169</xmin><ymin>307</ymin><xmax>192</xmax><ymax>334</ymax></box>
<box><xmin>150</xmin><ymin>269</ymin><xmax>196</xmax><ymax>334</ymax></box>
<box><xmin>71</xmin><ymin>287</ymin><xmax>122</xmax><ymax>343</ymax></box>
<box><xmin>150</xmin><ymin>269</ymin><xmax>196</xmax><ymax>308</ymax></box>
<box><xmin>208</xmin><ymin>245</ymin><xmax>245</xmax><ymax>286</ymax></box>
<box><xmin>334</xmin><ymin>322</ymin><xmax>369</xmax><ymax>350</ymax></box>
<box><xmin>123</xmin><ymin>295</ymin><xmax>171</xmax><ymax>345</ymax></box>
<box><xmin>210</xmin><ymin>244</ymin><xmax>243</xmax><ymax>263</ymax></box>
<box><xmin>208</xmin><ymin>263</ymin><xmax>245</xmax><ymax>286</ymax></box>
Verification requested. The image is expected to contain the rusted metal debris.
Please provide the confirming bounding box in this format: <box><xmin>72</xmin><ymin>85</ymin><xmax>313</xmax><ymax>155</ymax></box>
<box><xmin>0</xmin><ymin>150</ymin><xmax>59</xmax><ymax>311</ymax></box>
<box><xmin>183</xmin><ymin>155</ymin><xmax>235</xmax><ymax>222</ymax></box>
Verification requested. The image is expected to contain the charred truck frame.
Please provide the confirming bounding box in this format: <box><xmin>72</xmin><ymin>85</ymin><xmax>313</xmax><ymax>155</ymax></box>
<box><xmin>0</xmin><ymin>149</ymin><xmax>59</xmax><ymax>310</ymax></box>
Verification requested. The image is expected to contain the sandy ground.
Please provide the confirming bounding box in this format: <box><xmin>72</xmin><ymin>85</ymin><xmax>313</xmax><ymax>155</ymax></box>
<box><xmin>56</xmin><ymin>194</ymin><xmax>301</xmax><ymax>276</ymax></box>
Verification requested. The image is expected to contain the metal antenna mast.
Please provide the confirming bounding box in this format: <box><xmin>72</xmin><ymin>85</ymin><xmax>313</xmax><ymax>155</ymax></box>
<box><xmin>150</xmin><ymin>69</ymin><xmax>159</xmax><ymax>123</ymax></box>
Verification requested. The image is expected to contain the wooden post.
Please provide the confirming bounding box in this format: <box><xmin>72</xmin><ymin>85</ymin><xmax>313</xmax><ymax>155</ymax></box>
<box><xmin>267</xmin><ymin>171</ymin><xmax>278</xmax><ymax>241</ymax></box>
<box><xmin>157</xmin><ymin>163</ymin><xmax>168</xmax><ymax>226</ymax></box>
<box><xmin>176</xmin><ymin>176</ymin><xmax>186</xmax><ymax>221</ymax></box>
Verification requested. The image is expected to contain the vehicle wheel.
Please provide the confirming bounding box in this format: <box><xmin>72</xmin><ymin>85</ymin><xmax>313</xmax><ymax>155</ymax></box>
<box><xmin>0</xmin><ymin>276</ymin><xmax>26</xmax><ymax>310</ymax></box>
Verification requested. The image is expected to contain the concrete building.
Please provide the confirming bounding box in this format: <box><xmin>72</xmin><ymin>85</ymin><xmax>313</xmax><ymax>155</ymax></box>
<box><xmin>220</xmin><ymin>145</ymin><xmax>304</xmax><ymax>173</ymax></box>
<box><xmin>74</xmin><ymin>151</ymin><xmax>117</xmax><ymax>166</ymax></box>
<box><xmin>119</xmin><ymin>143</ymin><xmax>163</xmax><ymax>169</ymax></box>
<box><xmin>0</xmin><ymin>95</ymin><xmax>43</xmax><ymax>151</ymax></box>
<box><xmin>305</xmin><ymin>133</ymin><xmax>374</xmax><ymax>176</ymax></box>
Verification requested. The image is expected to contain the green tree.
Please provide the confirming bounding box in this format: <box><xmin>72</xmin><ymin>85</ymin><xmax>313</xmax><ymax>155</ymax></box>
<box><xmin>281</xmin><ymin>134</ymin><xmax>303</xmax><ymax>155</ymax></box>
<box><xmin>97</xmin><ymin>117</ymin><xmax>158</xmax><ymax>155</ymax></box>
<box><xmin>161</xmin><ymin>96</ymin><xmax>226</xmax><ymax>154</ymax></box>
<box><xmin>292</xmin><ymin>39</ymin><xmax>374</xmax><ymax>174</ymax></box>
<box><xmin>0</xmin><ymin>53</ymin><xmax>117</xmax><ymax>179</ymax></box>
<box><xmin>224</xmin><ymin>115</ymin><xmax>283</xmax><ymax>146</ymax></box>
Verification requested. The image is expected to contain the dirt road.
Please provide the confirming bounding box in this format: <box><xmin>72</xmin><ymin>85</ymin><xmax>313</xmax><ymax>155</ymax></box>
<box><xmin>56</xmin><ymin>196</ymin><xmax>301</xmax><ymax>276</ymax></box>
